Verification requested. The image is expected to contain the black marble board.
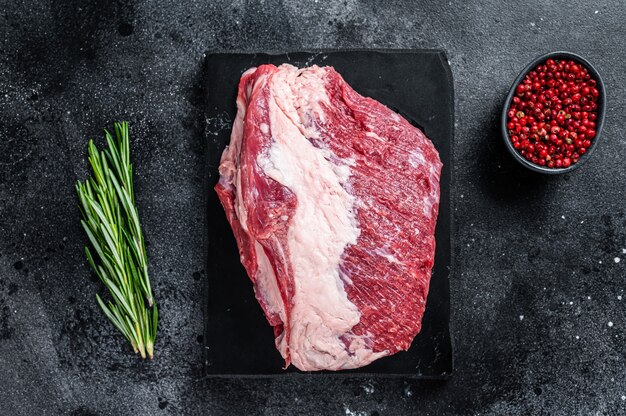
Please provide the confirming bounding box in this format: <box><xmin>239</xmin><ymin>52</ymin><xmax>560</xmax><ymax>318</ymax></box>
<box><xmin>203</xmin><ymin>50</ymin><xmax>453</xmax><ymax>377</ymax></box>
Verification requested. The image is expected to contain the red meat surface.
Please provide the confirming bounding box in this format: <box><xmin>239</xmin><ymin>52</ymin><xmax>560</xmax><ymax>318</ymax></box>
<box><xmin>215</xmin><ymin>64</ymin><xmax>441</xmax><ymax>371</ymax></box>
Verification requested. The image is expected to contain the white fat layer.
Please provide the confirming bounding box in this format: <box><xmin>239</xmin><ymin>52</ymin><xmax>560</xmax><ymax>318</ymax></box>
<box><xmin>254</xmin><ymin>241</ymin><xmax>288</xmax><ymax>352</ymax></box>
<box><xmin>254</xmin><ymin>241</ymin><xmax>287</xmax><ymax>323</ymax></box>
<box><xmin>257</xmin><ymin>64</ymin><xmax>387</xmax><ymax>371</ymax></box>
<box><xmin>272</xmin><ymin>65</ymin><xmax>331</xmax><ymax>139</ymax></box>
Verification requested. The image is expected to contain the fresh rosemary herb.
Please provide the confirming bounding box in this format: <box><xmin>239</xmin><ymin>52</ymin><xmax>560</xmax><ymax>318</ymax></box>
<box><xmin>76</xmin><ymin>122</ymin><xmax>157</xmax><ymax>359</ymax></box>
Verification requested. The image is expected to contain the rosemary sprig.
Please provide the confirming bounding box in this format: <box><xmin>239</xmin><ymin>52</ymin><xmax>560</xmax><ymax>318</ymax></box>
<box><xmin>76</xmin><ymin>122</ymin><xmax>158</xmax><ymax>359</ymax></box>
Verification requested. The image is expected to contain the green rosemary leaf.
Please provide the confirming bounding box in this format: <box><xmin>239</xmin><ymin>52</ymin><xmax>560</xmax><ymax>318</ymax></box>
<box><xmin>96</xmin><ymin>294</ymin><xmax>131</xmax><ymax>343</ymax></box>
<box><xmin>76</xmin><ymin>122</ymin><xmax>157</xmax><ymax>359</ymax></box>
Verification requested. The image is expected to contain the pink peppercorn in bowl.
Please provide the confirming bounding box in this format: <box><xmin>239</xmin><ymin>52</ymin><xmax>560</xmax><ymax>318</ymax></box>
<box><xmin>502</xmin><ymin>51</ymin><xmax>606</xmax><ymax>174</ymax></box>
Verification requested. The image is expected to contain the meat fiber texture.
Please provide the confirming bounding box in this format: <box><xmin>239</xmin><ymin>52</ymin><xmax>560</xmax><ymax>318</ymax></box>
<box><xmin>215</xmin><ymin>64</ymin><xmax>442</xmax><ymax>372</ymax></box>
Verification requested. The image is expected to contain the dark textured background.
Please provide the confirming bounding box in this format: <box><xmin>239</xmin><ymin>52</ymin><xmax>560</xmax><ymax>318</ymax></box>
<box><xmin>1</xmin><ymin>1</ymin><xmax>625</xmax><ymax>415</ymax></box>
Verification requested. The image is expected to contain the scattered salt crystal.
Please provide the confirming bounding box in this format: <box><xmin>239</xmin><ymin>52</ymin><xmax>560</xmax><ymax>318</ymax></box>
<box><xmin>622</xmin><ymin>248</ymin><xmax>626</xmax><ymax>254</ymax></box>
<box><xmin>618</xmin><ymin>295</ymin><xmax>622</xmax><ymax>301</ymax></box>
<box><xmin>615</xmin><ymin>257</ymin><xmax>621</xmax><ymax>263</ymax></box>
<box><xmin>622</xmin><ymin>395</ymin><xmax>626</xmax><ymax>401</ymax></box>
<box><xmin>608</xmin><ymin>322</ymin><xmax>614</xmax><ymax>327</ymax></box>
<box><xmin>404</xmin><ymin>384</ymin><xmax>413</xmax><ymax>397</ymax></box>
<box><xmin>561</xmin><ymin>215</ymin><xmax>565</xmax><ymax>219</ymax></box>
<box><xmin>595</xmin><ymin>10</ymin><xmax>599</xmax><ymax>14</ymax></box>
<box><xmin>599</xmin><ymin>260</ymin><xmax>603</xmax><ymax>264</ymax></box>
<box><xmin>530</xmin><ymin>22</ymin><xmax>536</xmax><ymax>27</ymax></box>
<box><xmin>569</xmin><ymin>301</ymin><xmax>573</xmax><ymax>305</ymax></box>
<box><xmin>575</xmin><ymin>335</ymin><xmax>580</xmax><ymax>340</ymax></box>
<box><xmin>588</xmin><ymin>296</ymin><xmax>591</xmax><ymax>300</ymax></box>
<box><xmin>362</xmin><ymin>383</ymin><xmax>374</xmax><ymax>394</ymax></box>
<box><xmin>519</xmin><ymin>315</ymin><xmax>524</xmax><ymax>321</ymax></box>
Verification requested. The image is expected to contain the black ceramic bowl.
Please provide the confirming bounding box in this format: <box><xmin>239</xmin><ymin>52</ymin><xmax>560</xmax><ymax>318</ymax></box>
<box><xmin>501</xmin><ymin>51</ymin><xmax>606</xmax><ymax>174</ymax></box>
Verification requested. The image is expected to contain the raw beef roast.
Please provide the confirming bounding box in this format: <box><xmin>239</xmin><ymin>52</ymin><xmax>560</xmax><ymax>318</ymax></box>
<box><xmin>215</xmin><ymin>64</ymin><xmax>442</xmax><ymax>371</ymax></box>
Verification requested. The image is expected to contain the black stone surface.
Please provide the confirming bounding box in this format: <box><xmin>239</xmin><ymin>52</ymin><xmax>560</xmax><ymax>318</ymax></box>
<box><xmin>1</xmin><ymin>1</ymin><xmax>625</xmax><ymax>415</ymax></box>
<box><xmin>204</xmin><ymin>51</ymin><xmax>452</xmax><ymax>378</ymax></box>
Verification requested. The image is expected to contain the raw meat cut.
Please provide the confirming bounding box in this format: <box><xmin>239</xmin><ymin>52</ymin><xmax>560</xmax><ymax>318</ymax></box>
<box><xmin>215</xmin><ymin>64</ymin><xmax>442</xmax><ymax>371</ymax></box>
